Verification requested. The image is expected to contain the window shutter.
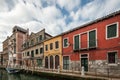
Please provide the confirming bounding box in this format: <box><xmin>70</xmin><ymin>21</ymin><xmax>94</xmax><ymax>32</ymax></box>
<box><xmin>107</xmin><ymin>24</ymin><xmax>117</xmax><ymax>38</ymax></box>
<box><xmin>74</xmin><ymin>35</ymin><xmax>79</xmax><ymax>50</ymax></box>
<box><xmin>89</xmin><ymin>30</ymin><xmax>96</xmax><ymax>48</ymax></box>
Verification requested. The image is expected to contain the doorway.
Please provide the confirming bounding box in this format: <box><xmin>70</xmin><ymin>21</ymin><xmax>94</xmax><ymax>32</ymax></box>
<box><xmin>81</xmin><ymin>54</ymin><xmax>88</xmax><ymax>71</ymax></box>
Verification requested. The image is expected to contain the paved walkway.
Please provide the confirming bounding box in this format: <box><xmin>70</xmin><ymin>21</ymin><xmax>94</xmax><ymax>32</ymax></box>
<box><xmin>27</xmin><ymin>69</ymin><xmax>120</xmax><ymax>80</ymax></box>
<box><xmin>41</xmin><ymin>71</ymin><xmax>120</xmax><ymax>80</ymax></box>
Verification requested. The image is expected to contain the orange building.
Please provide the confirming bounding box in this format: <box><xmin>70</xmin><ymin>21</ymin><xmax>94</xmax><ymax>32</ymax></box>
<box><xmin>44</xmin><ymin>35</ymin><xmax>62</xmax><ymax>70</ymax></box>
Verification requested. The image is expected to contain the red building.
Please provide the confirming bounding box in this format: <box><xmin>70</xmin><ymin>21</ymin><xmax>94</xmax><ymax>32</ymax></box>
<box><xmin>62</xmin><ymin>10</ymin><xmax>120</xmax><ymax>72</ymax></box>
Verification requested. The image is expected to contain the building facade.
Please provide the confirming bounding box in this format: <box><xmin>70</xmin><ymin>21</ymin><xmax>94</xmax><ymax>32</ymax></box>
<box><xmin>0</xmin><ymin>52</ymin><xmax>3</xmax><ymax>65</ymax></box>
<box><xmin>62</xmin><ymin>10</ymin><xmax>120</xmax><ymax>72</ymax></box>
<box><xmin>2</xmin><ymin>37</ymin><xmax>9</xmax><ymax>66</ymax></box>
<box><xmin>2</xmin><ymin>26</ymin><xmax>28</xmax><ymax>67</ymax></box>
<box><xmin>44</xmin><ymin>35</ymin><xmax>62</xmax><ymax>70</ymax></box>
<box><xmin>22</xmin><ymin>29</ymin><xmax>52</xmax><ymax>68</ymax></box>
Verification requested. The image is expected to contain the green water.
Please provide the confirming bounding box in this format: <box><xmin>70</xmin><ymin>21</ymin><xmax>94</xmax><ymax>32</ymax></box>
<box><xmin>0</xmin><ymin>69</ymin><xmax>49</xmax><ymax>80</ymax></box>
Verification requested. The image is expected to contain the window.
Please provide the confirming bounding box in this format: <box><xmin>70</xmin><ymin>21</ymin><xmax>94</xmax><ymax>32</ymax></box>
<box><xmin>23</xmin><ymin>43</ymin><xmax>26</xmax><ymax>48</ymax></box>
<box><xmin>63</xmin><ymin>38</ymin><xmax>68</xmax><ymax>47</ymax></box>
<box><xmin>74</xmin><ymin>35</ymin><xmax>79</xmax><ymax>50</ymax></box>
<box><xmin>106</xmin><ymin>22</ymin><xmax>118</xmax><ymax>39</ymax></box>
<box><xmin>63</xmin><ymin>56</ymin><xmax>69</xmax><ymax>70</ymax></box>
<box><xmin>36</xmin><ymin>49</ymin><xmax>38</xmax><ymax>54</ymax></box>
<box><xmin>50</xmin><ymin>43</ymin><xmax>53</xmax><ymax>50</ymax></box>
<box><xmin>55</xmin><ymin>41</ymin><xmax>59</xmax><ymax>49</ymax></box>
<box><xmin>31</xmin><ymin>39</ymin><xmax>34</xmax><ymax>46</ymax></box>
<box><xmin>89</xmin><ymin>30</ymin><xmax>96</xmax><ymax>48</ymax></box>
<box><xmin>108</xmin><ymin>52</ymin><xmax>117</xmax><ymax>64</ymax></box>
<box><xmin>27</xmin><ymin>51</ymin><xmax>29</xmax><ymax>56</ymax></box>
<box><xmin>50</xmin><ymin>56</ymin><xmax>54</xmax><ymax>69</ymax></box>
<box><xmin>37</xmin><ymin>59</ymin><xmax>42</xmax><ymax>67</ymax></box>
<box><xmin>40</xmin><ymin>48</ymin><xmax>43</xmax><ymax>54</ymax></box>
<box><xmin>23</xmin><ymin>53</ymin><xmax>24</xmax><ymax>57</ymax></box>
<box><xmin>36</xmin><ymin>37</ymin><xmax>39</xmax><ymax>43</ymax></box>
<box><xmin>27</xmin><ymin>42</ymin><xmax>29</xmax><ymax>47</ymax></box>
<box><xmin>31</xmin><ymin>50</ymin><xmax>34</xmax><ymax>57</ymax></box>
<box><xmin>45</xmin><ymin>45</ymin><xmax>48</xmax><ymax>51</ymax></box>
<box><xmin>39</xmin><ymin>35</ymin><xmax>42</xmax><ymax>41</ymax></box>
<box><xmin>45</xmin><ymin>56</ymin><xmax>48</xmax><ymax>68</ymax></box>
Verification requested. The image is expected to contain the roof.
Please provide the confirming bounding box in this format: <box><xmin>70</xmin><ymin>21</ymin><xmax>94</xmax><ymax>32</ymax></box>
<box><xmin>44</xmin><ymin>33</ymin><xmax>61</xmax><ymax>42</ymax></box>
<box><xmin>13</xmin><ymin>26</ymin><xmax>28</xmax><ymax>33</ymax></box>
<box><xmin>62</xmin><ymin>10</ymin><xmax>120</xmax><ymax>35</ymax></box>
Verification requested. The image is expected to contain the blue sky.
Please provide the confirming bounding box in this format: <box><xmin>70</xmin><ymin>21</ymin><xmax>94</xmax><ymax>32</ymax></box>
<box><xmin>0</xmin><ymin>0</ymin><xmax>120</xmax><ymax>51</ymax></box>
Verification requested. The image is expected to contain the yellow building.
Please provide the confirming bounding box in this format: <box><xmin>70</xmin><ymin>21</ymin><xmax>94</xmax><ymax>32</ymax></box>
<box><xmin>44</xmin><ymin>35</ymin><xmax>62</xmax><ymax>70</ymax></box>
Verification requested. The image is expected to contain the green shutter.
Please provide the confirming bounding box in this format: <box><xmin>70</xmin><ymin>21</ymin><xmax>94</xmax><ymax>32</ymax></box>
<box><xmin>74</xmin><ymin>35</ymin><xmax>79</xmax><ymax>50</ymax></box>
<box><xmin>107</xmin><ymin>24</ymin><xmax>117</xmax><ymax>38</ymax></box>
<box><xmin>64</xmin><ymin>39</ymin><xmax>68</xmax><ymax>47</ymax></box>
<box><xmin>89</xmin><ymin>30</ymin><xmax>96</xmax><ymax>48</ymax></box>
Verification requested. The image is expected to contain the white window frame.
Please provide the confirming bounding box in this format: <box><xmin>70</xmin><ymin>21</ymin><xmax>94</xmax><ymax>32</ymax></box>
<box><xmin>107</xmin><ymin>50</ymin><xmax>118</xmax><ymax>66</ymax></box>
<box><xmin>80</xmin><ymin>53</ymin><xmax>89</xmax><ymax>71</ymax></box>
<box><xmin>106</xmin><ymin>22</ymin><xmax>119</xmax><ymax>40</ymax></box>
<box><xmin>63</xmin><ymin>38</ymin><xmax>69</xmax><ymax>48</ymax></box>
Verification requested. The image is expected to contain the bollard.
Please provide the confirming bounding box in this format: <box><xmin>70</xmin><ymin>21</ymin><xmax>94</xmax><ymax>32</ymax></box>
<box><xmin>81</xmin><ymin>66</ymin><xmax>85</xmax><ymax>76</ymax></box>
<box><xmin>58</xmin><ymin>66</ymin><xmax>60</xmax><ymax>73</ymax></box>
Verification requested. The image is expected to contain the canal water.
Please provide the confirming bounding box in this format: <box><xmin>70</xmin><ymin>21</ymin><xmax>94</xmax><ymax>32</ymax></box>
<box><xmin>0</xmin><ymin>69</ymin><xmax>49</xmax><ymax>80</ymax></box>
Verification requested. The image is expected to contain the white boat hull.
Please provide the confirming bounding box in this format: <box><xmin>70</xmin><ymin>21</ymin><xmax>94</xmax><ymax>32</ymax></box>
<box><xmin>6</xmin><ymin>68</ymin><xmax>20</xmax><ymax>74</ymax></box>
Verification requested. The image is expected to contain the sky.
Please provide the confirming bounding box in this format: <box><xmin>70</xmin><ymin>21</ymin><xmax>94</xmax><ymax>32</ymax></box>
<box><xmin>0</xmin><ymin>0</ymin><xmax>120</xmax><ymax>51</ymax></box>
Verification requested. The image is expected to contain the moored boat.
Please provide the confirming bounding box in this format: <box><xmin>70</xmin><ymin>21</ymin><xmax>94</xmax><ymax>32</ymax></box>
<box><xmin>6</xmin><ymin>67</ymin><xmax>20</xmax><ymax>74</ymax></box>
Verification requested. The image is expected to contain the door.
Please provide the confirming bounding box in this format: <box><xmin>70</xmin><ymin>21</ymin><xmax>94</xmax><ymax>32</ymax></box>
<box><xmin>81</xmin><ymin>54</ymin><xmax>88</xmax><ymax>71</ymax></box>
<box><xmin>55</xmin><ymin>55</ymin><xmax>59</xmax><ymax>69</ymax></box>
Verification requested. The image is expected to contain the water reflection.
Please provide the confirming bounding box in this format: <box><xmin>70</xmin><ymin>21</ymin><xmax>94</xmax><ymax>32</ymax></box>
<box><xmin>0</xmin><ymin>69</ymin><xmax>48</xmax><ymax>80</ymax></box>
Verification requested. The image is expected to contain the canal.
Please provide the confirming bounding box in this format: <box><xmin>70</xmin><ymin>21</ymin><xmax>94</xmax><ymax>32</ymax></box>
<box><xmin>0</xmin><ymin>69</ymin><xmax>49</xmax><ymax>80</ymax></box>
<box><xmin>0</xmin><ymin>69</ymin><xmax>104</xmax><ymax>80</ymax></box>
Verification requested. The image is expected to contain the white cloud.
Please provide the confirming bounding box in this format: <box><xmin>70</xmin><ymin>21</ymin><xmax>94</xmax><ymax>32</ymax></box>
<box><xmin>57</xmin><ymin>0</ymin><xmax>80</xmax><ymax>11</ymax></box>
<box><xmin>42</xmin><ymin>6</ymin><xmax>63</xmax><ymax>23</ymax></box>
<box><xmin>0</xmin><ymin>0</ymin><xmax>120</xmax><ymax>51</ymax></box>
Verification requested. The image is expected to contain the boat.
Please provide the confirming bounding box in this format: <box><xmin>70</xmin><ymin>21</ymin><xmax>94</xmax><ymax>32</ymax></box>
<box><xmin>6</xmin><ymin>67</ymin><xmax>20</xmax><ymax>74</ymax></box>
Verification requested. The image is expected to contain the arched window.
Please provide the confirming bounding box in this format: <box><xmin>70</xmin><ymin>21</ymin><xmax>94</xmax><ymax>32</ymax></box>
<box><xmin>45</xmin><ymin>56</ymin><xmax>48</xmax><ymax>68</ymax></box>
<box><xmin>50</xmin><ymin>56</ymin><xmax>54</xmax><ymax>69</ymax></box>
<box><xmin>55</xmin><ymin>55</ymin><xmax>59</xmax><ymax>69</ymax></box>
